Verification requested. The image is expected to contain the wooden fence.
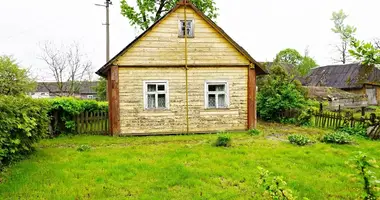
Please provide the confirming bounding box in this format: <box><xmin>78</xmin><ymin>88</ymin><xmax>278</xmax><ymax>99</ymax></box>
<box><xmin>74</xmin><ymin>111</ymin><xmax>109</xmax><ymax>135</ymax></box>
<box><xmin>313</xmin><ymin>111</ymin><xmax>380</xmax><ymax>139</ymax></box>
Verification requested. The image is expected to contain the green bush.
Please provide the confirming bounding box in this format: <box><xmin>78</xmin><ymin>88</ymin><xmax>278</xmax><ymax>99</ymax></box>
<box><xmin>339</xmin><ymin>125</ymin><xmax>367</xmax><ymax>137</ymax></box>
<box><xmin>257</xmin><ymin>65</ymin><xmax>307</xmax><ymax>122</ymax></box>
<box><xmin>321</xmin><ymin>132</ymin><xmax>353</xmax><ymax>144</ymax></box>
<box><xmin>215</xmin><ymin>133</ymin><xmax>232</xmax><ymax>147</ymax></box>
<box><xmin>248</xmin><ymin>129</ymin><xmax>261</xmax><ymax>136</ymax></box>
<box><xmin>0</xmin><ymin>95</ymin><xmax>50</xmax><ymax>167</ymax></box>
<box><xmin>48</xmin><ymin>97</ymin><xmax>108</xmax><ymax>135</ymax></box>
<box><xmin>288</xmin><ymin>134</ymin><xmax>312</xmax><ymax>146</ymax></box>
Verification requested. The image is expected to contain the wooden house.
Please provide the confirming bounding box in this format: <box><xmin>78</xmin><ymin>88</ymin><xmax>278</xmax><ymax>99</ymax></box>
<box><xmin>96</xmin><ymin>0</ymin><xmax>266</xmax><ymax>136</ymax></box>
<box><xmin>303</xmin><ymin>63</ymin><xmax>380</xmax><ymax>105</ymax></box>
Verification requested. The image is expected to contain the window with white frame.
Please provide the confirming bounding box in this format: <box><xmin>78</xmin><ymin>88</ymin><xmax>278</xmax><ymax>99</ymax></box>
<box><xmin>178</xmin><ymin>19</ymin><xmax>194</xmax><ymax>38</ymax></box>
<box><xmin>143</xmin><ymin>81</ymin><xmax>169</xmax><ymax>109</ymax></box>
<box><xmin>205</xmin><ymin>81</ymin><xmax>229</xmax><ymax>108</ymax></box>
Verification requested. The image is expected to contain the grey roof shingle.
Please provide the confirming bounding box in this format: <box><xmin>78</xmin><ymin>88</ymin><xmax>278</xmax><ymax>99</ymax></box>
<box><xmin>302</xmin><ymin>63</ymin><xmax>380</xmax><ymax>89</ymax></box>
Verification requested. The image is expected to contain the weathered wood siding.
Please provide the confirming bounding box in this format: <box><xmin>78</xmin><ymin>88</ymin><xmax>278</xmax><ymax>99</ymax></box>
<box><xmin>119</xmin><ymin>67</ymin><xmax>247</xmax><ymax>135</ymax></box>
<box><xmin>114</xmin><ymin>5</ymin><xmax>249</xmax><ymax>66</ymax></box>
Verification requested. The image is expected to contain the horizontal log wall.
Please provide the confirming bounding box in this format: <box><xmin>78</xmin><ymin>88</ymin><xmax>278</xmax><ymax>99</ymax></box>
<box><xmin>118</xmin><ymin>67</ymin><xmax>247</xmax><ymax>135</ymax></box>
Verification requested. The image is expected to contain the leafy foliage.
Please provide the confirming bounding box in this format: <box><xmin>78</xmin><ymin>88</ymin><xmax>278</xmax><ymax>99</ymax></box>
<box><xmin>330</xmin><ymin>10</ymin><xmax>357</xmax><ymax>64</ymax></box>
<box><xmin>0</xmin><ymin>95</ymin><xmax>50</xmax><ymax>167</ymax></box>
<box><xmin>120</xmin><ymin>0</ymin><xmax>218</xmax><ymax>31</ymax></box>
<box><xmin>215</xmin><ymin>132</ymin><xmax>231</xmax><ymax>147</ymax></box>
<box><xmin>94</xmin><ymin>77</ymin><xmax>107</xmax><ymax>101</ymax></box>
<box><xmin>0</xmin><ymin>55</ymin><xmax>36</xmax><ymax>96</ymax></box>
<box><xmin>321</xmin><ymin>132</ymin><xmax>353</xmax><ymax>144</ymax></box>
<box><xmin>275</xmin><ymin>48</ymin><xmax>303</xmax><ymax>66</ymax></box>
<box><xmin>257</xmin><ymin>64</ymin><xmax>307</xmax><ymax>122</ymax></box>
<box><xmin>349</xmin><ymin>38</ymin><xmax>380</xmax><ymax>66</ymax></box>
<box><xmin>274</xmin><ymin>48</ymin><xmax>318</xmax><ymax>76</ymax></box>
<box><xmin>48</xmin><ymin>98</ymin><xmax>108</xmax><ymax>135</ymax></box>
<box><xmin>258</xmin><ymin>167</ymin><xmax>296</xmax><ymax>200</ymax></box>
<box><xmin>288</xmin><ymin>134</ymin><xmax>312</xmax><ymax>146</ymax></box>
<box><xmin>347</xmin><ymin>152</ymin><xmax>379</xmax><ymax>199</ymax></box>
<box><xmin>248</xmin><ymin>129</ymin><xmax>261</xmax><ymax>136</ymax></box>
<box><xmin>339</xmin><ymin>125</ymin><xmax>367</xmax><ymax>137</ymax></box>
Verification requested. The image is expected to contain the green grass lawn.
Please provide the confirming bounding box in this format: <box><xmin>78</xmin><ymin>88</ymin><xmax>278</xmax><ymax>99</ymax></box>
<box><xmin>0</xmin><ymin>122</ymin><xmax>379</xmax><ymax>199</ymax></box>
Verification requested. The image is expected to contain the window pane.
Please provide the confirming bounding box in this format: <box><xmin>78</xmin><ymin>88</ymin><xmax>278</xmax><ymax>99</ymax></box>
<box><xmin>148</xmin><ymin>84</ymin><xmax>156</xmax><ymax>92</ymax></box>
<box><xmin>208</xmin><ymin>94</ymin><xmax>216</xmax><ymax>108</ymax></box>
<box><xmin>216</xmin><ymin>85</ymin><xmax>225</xmax><ymax>91</ymax></box>
<box><xmin>157</xmin><ymin>85</ymin><xmax>165</xmax><ymax>91</ymax></box>
<box><xmin>158</xmin><ymin>94</ymin><xmax>166</xmax><ymax>108</ymax></box>
<box><xmin>208</xmin><ymin>85</ymin><xmax>216</xmax><ymax>91</ymax></box>
<box><xmin>218</xmin><ymin>94</ymin><xmax>226</xmax><ymax>108</ymax></box>
<box><xmin>148</xmin><ymin>94</ymin><xmax>155</xmax><ymax>108</ymax></box>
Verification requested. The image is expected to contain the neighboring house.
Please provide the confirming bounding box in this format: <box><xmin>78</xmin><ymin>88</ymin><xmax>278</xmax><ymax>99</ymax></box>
<box><xmin>30</xmin><ymin>82</ymin><xmax>98</xmax><ymax>99</ymax></box>
<box><xmin>305</xmin><ymin>86</ymin><xmax>368</xmax><ymax>109</ymax></box>
<box><xmin>303</xmin><ymin>63</ymin><xmax>380</xmax><ymax>105</ymax></box>
<box><xmin>96</xmin><ymin>0</ymin><xmax>266</xmax><ymax>136</ymax></box>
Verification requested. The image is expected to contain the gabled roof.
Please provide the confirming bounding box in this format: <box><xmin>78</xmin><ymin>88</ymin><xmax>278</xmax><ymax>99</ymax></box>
<box><xmin>302</xmin><ymin>63</ymin><xmax>380</xmax><ymax>89</ymax></box>
<box><xmin>96</xmin><ymin>0</ymin><xmax>266</xmax><ymax>77</ymax></box>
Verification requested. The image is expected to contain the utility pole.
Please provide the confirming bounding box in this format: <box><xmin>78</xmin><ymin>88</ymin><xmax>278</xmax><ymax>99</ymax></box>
<box><xmin>95</xmin><ymin>0</ymin><xmax>112</xmax><ymax>62</ymax></box>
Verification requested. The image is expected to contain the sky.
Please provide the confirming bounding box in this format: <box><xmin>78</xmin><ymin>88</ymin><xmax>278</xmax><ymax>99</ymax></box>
<box><xmin>1</xmin><ymin>0</ymin><xmax>379</xmax><ymax>81</ymax></box>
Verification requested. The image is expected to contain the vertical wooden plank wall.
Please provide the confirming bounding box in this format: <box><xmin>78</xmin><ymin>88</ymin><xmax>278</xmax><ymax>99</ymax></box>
<box><xmin>108</xmin><ymin>65</ymin><xmax>120</xmax><ymax>136</ymax></box>
<box><xmin>248</xmin><ymin>64</ymin><xmax>257</xmax><ymax>129</ymax></box>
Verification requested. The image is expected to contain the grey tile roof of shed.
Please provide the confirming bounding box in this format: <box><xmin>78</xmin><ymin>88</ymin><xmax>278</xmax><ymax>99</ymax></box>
<box><xmin>302</xmin><ymin>63</ymin><xmax>380</xmax><ymax>89</ymax></box>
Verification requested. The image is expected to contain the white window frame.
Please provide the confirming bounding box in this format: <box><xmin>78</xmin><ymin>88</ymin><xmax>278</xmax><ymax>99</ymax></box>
<box><xmin>204</xmin><ymin>81</ymin><xmax>230</xmax><ymax>109</ymax></box>
<box><xmin>178</xmin><ymin>19</ymin><xmax>195</xmax><ymax>38</ymax></box>
<box><xmin>143</xmin><ymin>80</ymin><xmax>169</xmax><ymax>110</ymax></box>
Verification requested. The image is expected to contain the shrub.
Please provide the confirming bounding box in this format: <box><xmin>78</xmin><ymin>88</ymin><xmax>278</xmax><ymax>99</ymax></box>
<box><xmin>321</xmin><ymin>132</ymin><xmax>353</xmax><ymax>144</ymax></box>
<box><xmin>248</xmin><ymin>129</ymin><xmax>261</xmax><ymax>136</ymax></box>
<box><xmin>288</xmin><ymin>134</ymin><xmax>311</xmax><ymax>146</ymax></box>
<box><xmin>215</xmin><ymin>133</ymin><xmax>232</xmax><ymax>147</ymax></box>
<box><xmin>339</xmin><ymin>125</ymin><xmax>367</xmax><ymax>137</ymax></box>
<box><xmin>0</xmin><ymin>95</ymin><xmax>50</xmax><ymax>167</ymax></box>
<box><xmin>77</xmin><ymin>145</ymin><xmax>91</xmax><ymax>152</ymax></box>
<box><xmin>257</xmin><ymin>65</ymin><xmax>307</xmax><ymax>122</ymax></box>
<box><xmin>48</xmin><ymin>97</ymin><xmax>108</xmax><ymax>135</ymax></box>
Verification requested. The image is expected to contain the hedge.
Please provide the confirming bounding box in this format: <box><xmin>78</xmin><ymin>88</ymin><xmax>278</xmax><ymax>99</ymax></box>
<box><xmin>48</xmin><ymin>97</ymin><xmax>108</xmax><ymax>135</ymax></box>
<box><xmin>0</xmin><ymin>95</ymin><xmax>50</xmax><ymax>167</ymax></box>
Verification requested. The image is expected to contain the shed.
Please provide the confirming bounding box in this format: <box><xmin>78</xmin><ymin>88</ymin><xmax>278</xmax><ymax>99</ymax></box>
<box><xmin>303</xmin><ymin>63</ymin><xmax>380</xmax><ymax>105</ymax></box>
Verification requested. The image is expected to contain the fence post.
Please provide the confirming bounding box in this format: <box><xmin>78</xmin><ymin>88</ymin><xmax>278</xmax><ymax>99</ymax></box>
<box><xmin>319</xmin><ymin>102</ymin><xmax>323</xmax><ymax>113</ymax></box>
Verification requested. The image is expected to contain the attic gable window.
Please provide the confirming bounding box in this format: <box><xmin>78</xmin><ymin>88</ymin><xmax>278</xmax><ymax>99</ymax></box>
<box><xmin>143</xmin><ymin>81</ymin><xmax>169</xmax><ymax>109</ymax></box>
<box><xmin>205</xmin><ymin>81</ymin><xmax>229</xmax><ymax>109</ymax></box>
<box><xmin>178</xmin><ymin>19</ymin><xmax>194</xmax><ymax>38</ymax></box>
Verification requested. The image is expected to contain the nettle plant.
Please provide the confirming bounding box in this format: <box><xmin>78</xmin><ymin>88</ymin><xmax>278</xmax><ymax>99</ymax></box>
<box><xmin>248</xmin><ymin>129</ymin><xmax>261</xmax><ymax>136</ymax></box>
<box><xmin>347</xmin><ymin>152</ymin><xmax>379</xmax><ymax>200</ymax></box>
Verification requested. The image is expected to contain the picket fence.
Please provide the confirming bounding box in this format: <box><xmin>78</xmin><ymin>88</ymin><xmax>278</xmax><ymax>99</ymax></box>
<box><xmin>313</xmin><ymin>111</ymin><xmax>380</xmax><ymax>139</ymax></box>
<box><xmin>74</xmin><ymin>111</ymin><xmax>109</xmax><ymax>135</ymax></box>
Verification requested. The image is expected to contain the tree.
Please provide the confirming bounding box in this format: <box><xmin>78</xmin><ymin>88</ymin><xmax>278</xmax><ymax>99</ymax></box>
<box><xmin>274</xmin><ymin>48</ymin><xmax>318</xmax><ymax>76</ymax></box>
<box><xmin>274</xmin><ymin>48</ymin><xmax>303</xmax><ymax>66</ymax></box>
<box><xmin>39</xmin><ymin>42</ymin><xmax>93</xmax><ymax>96</ymax></box>
<box><xmin>349</xmin><ymin>38</ymin><xmax>380</xmax><ymax>66</ymax></box>
<box><xmin>120</xmin><ymin>0</ymin><xmax>218</xmax><ymax>31</ymax></box>
<box><xmin>330</xmin><ymin>10</ymin><xmax>357</xmax><ymax>64</ymax></box>
<box><xmin>94</xmin><ymin>78</ymin><xmax>107</xmax><ymax>101</ymax></box>
<box><xmin>257</xmin><ymin>64</ymin><xmax>307</xmax><ymax>121</ymax></box>
<box><xmin>0</xmin><ymin>55</ymin><xmax>35</xmax><ymax>96</ymax></box>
